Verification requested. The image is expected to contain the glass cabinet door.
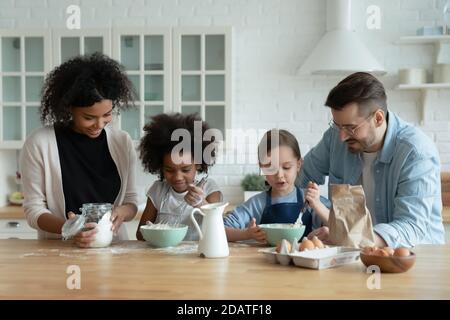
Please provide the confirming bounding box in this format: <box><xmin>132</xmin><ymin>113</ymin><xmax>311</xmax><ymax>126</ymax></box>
<box><xmin>181</xmin><ymin>75</ymin><xmax>201</xmax><ymax>101</ymax></box>
<box><xmin>144</xmin><ymin>35</ymin><xmax>163</xmax><ymax>71</ymax></box>
<box><xmin>144</xmin><ymin>105</ymin><xmax>164</xmax><ymax>121</ymax></box>
<box><xmin>25</xmin><ymin>37</ymin><xmax>44</xmax><ymax>72</ymax></box>
<box><xmin>25</xmin><ymin>76</ymin><xmax>44</xmax><ymax>102</ymax></box>
<box><xmin>26</xmin><ymin>106</ymin><xmax>41</xmax><ymax>136</ymax></box>
<box><xmin>84</xmin><ymin>37</ymin><xmax>103</xmax><ymax>55</ymax></box>
<box><xmin>144</xmin><ymin>75</ymin><xmax>163</xmax><ymax>101</ymax></box>
<box><xmin>120</xmin><ymin>35</ymin><xmax>139</xmax><ymax>71</ymax></box>
<box><xmin>0</xmin><ymin>32</ymin><xmax>49</xmax><ymax>147</ymax></box>
<box><xmin>205</xmin><ymin>35</ymin><xmax>225</xmax><ymax>70</ymax></box>
<box><xmin>53</xmin><ymin>30</ymin><xmax>110</xmax><ymax>66</ymax></box>
<box><xmin>2</xmin><ymin>76</ymin><xmax>21</xmax><ymax>102</ymax></box>
<box><xmin>182</xmin><ymin>35</ymin><xmax>201</xmax><ymax>71</ymax></box>
<box><xmin>174</xmin><ymin>28</ymin><xmax>230</xmax><ymax>141</ymax></box>
<box><xmin>61</xmin><ymin>37</ymin><xmax>80</xmax><ymax>63</ymax></box>
<box><xmin>120</xmin><ymin>108</ymin><xmax>140</xmax><ymax>140</ymax></box>
<box><xmin>113</xmin><ymin>29</ymin><xmax>171</xmax><ymax>141</ymax></box>
<box><xmin>2</xmin><ymin>107</ymin><xmax>21</xmax><ymax>140</ymax></box>
<box><xmin>205</xmin><ymin>75</ymin><xmax>224</xmax><ymax>101</ymax></box>
<box><xmin>2</xmin><ymin>37</ymin><xmax>21</xmax><ymax>72</ymax></box>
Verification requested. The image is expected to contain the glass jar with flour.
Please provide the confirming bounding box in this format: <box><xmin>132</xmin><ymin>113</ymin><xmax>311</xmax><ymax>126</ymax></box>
<box><xmin>61</xmin><ymin>203</ymin><xmax>114</xmax><ymax>248</ymax></box>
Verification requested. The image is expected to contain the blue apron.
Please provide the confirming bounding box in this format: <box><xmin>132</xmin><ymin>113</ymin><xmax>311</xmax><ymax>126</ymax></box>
<box><xmin>260</xmin><ymin>187</ymin><xmax>312</xmax><ymax>240</ymax></box>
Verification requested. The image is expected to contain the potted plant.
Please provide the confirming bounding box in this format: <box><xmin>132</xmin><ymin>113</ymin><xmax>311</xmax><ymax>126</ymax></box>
<box><xmin>241</xmin><ymin>173</ymin><xmax>267</xmax><ymax>201</ymax></box>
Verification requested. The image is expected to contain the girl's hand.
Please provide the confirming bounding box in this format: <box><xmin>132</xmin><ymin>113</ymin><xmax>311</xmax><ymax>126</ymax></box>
<box><xmin>307</xmin><ymin>226</ymin><xmax>330</xmax><ymax>244</ymax></box>
<box><xmin>245</xmin><ymin>218</ymin><xmax>266</xmax><ymax>243</ymax></box>
<box><xmin>68</xmin><ymin>212</ymin><xmax>98</xmax><ymax>248</ymax></box>
<box><xmin>305</xmin><ymin>181</ymin><xmax>321</xmax><ymax>211</ymax></box>
<box><xmin>184</xmin><ymin>184</ymin><xmax>205</xmax><ymax>207</ymax></box>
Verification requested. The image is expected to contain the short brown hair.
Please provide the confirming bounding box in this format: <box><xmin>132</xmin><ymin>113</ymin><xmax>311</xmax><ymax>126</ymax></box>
<box><xmin>258</xmin><ymin>129</ymin><xmax>301</xmax><ymax>162</ymax></box>
<box><xmin>325</xmin><ymin>72</ymin><xmax>387</xmax><ymax>115</ymax></box>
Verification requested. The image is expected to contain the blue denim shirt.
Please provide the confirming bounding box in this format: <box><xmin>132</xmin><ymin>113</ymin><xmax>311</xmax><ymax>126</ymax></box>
<box><xmin>297</xmin><ymin>111</ymin><xmax>445</xmax><ymax>247</ymax></box>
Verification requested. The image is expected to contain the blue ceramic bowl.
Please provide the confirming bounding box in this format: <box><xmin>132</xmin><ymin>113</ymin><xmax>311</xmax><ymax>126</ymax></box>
<box><xmin>140</xmin><ymin>224</ymin><xmax>188</xmax><ymax>248</ymax></box>
<box><xmin>259</xmin><ymin>223</ymin><xmax>306</xmax><ymax>246</ymax></box>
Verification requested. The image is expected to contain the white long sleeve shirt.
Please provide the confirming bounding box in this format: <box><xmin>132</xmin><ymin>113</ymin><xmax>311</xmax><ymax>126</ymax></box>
<box><xmin>19</xmin><ymin>125</ymin><xmax>138</xmax><ymax>240</ymax></box>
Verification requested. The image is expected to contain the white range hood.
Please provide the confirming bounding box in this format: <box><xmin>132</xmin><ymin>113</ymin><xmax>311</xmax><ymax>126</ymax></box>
<box><xmin>298</xmin><ymin>0</ymin><xmax>386</xmax><ymax>76</ymax></box>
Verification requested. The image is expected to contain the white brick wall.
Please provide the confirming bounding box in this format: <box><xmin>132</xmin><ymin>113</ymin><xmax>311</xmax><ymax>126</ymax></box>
<box><xmin>0</xmin><ymin>0</ymin><xmax>449</xmax><ymax>204</ymax></box>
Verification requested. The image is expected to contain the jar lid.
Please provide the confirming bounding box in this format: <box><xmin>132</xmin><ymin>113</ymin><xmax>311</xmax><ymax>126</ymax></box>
<box><xmin>61</xmin><ymin>214</ymin><xmax>86</xmax><ymax>240</ymax></box>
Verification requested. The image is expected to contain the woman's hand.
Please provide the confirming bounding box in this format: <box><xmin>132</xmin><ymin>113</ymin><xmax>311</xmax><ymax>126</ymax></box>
<box><xmin>68</xmin><ymin>212</ymin><xmax>98</xmax><ymax>248</ymax></box>
<box><xmin>305</xmin><ymin>181</ymin><xmax>322</xmax><ymax>211</ymax></box>
<box><xmin>184</xmin><ymin>184</ymin><xmax>205</xmax><ymax>207</ymax></box>
<box><xmin>245</xmin><ymin>218</ymin><xmax>266</xmax><ymax>243</ymax></box>
<box><xmin>110</xmin><ymin>207</ymin><xmax>127</xmax><ymax>235</ymax></box>
<box><xmin>111</xmin><ymin>203</ymin><xmax>138</xmax><ymax>235</ymax></box>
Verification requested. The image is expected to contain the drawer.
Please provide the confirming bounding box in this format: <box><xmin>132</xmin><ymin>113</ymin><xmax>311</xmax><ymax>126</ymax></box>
<box><xmin>0</xmin><ymin>232</ymin><xmax>37</xmax><ymax>239</ymax></box>
<box><xmin>0</xmin><ymin>218</ymin><xmax>37</xmax><ymax>239</ymax></box>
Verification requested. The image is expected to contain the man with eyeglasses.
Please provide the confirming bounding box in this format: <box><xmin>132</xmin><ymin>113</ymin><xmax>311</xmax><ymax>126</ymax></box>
<box><xmin>297</xmin><ymin>72</ymin><xmax>444</xmax><ymax>248</ymax></box>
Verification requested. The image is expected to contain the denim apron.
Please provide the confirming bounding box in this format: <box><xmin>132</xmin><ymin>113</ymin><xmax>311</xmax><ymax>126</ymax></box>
<box><xmin>260</xmin><ymin>187</ymin><xmax>312</xmax><ymax>239</ymax></box>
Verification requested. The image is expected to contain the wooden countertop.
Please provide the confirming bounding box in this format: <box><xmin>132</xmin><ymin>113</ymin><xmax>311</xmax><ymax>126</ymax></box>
<box><xmin>0</xmin><ymin>205</ymin><xmax>25</xmax><ymax>219</ymax></box>
<box><xmin>0</xmin><ymin>239</ymin><xmax>449</xmax><ymax>299</ymax></box>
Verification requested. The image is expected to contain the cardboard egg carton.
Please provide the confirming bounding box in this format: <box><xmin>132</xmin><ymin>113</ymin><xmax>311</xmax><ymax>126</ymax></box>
<box><xmin>259</xmin><ymin>242</ymin><xmax>361</xmax><ymax>270</ymax></box>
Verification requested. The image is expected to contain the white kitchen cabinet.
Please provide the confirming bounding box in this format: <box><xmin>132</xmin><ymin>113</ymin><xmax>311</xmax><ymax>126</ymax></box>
<box><xmin>0</xmin><ymin>30</ymin><xmax>51</xmax><ymax>149</ymax></box>
<box><xmin>0</xmin><ymin>27</ymin><xmax>233</xmax><ymax>149</ymax></box>
<box><xmin>0</xmin><ymin>218</ymin><xmax>37</xmax><ymax>239</ymax></box>
<box><xmin>112</xmin><ymin>28</ymin><xmax>172</xmax><ymax>141</ymax></box>
<box><xmin>173</xmin><ymin>27</ymin><xmax>232</xmax><ymax>141</ymax></box>
<box><xmin>52</xmin><ymin>29</ymin><xmax>111</xmax><ymax>66</ymax></box>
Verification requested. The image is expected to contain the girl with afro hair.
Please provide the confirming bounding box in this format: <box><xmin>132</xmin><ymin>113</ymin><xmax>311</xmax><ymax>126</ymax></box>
<box><xmin>136</xmin><ymin>113</ymin><xmax>223</xmax><ymax>241</ymax></box>
<box><xmin>20</xmin><ymin>53</ymin><xmax>138</xmax><ymax>247</ymax></box>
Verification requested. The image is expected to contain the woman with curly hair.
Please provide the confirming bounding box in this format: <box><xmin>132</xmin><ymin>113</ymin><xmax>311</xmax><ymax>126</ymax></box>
<box><xmin>19</xmin><ymin>53</ymin><xmax>138</xmax><ymax>247</ymax></box>
<box><xmin>136</xmin><ymin>113</ymin><xmax>222</xmax><ymax>241</ymax></box>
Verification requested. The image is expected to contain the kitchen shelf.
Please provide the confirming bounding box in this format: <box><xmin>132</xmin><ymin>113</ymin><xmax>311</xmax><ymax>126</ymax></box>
<box><xmin>395</xmin><ymin>35</ymin><xmax>450</xmax><ymax>124</ymax></box>
<box><xmin>396</xmin><ymin>83</ymin><xmax>450</xmax><ymax>125</ymax></box>
<box><xmin>398</xmin><ymin>35</ymin><xmax>450</xmax><ymax>44</ymax></box>
<box><xmin>397</xmin><ymin>35</ymin><xmax>450</xmax><ymax>62</ymax></box>
<box><xmin>396</xmin><ymin>83</ymin><xmax>450</xmax><ymax>90</ymax></box>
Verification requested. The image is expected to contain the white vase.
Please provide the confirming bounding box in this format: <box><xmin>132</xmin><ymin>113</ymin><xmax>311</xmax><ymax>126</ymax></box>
<box><xmin>244</xmin><ymin>191</ymin><xmax>263</xmax><ymax>201</ymax></box>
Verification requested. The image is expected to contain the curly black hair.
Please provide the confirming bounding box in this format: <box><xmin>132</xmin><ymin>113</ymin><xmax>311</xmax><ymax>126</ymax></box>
<box><xmin>40</xmin><ymin>52</ymin><xmax>135</xmax><ymax>126</ymax></box>
<box><xmin>139</xmin><ymin>113</ymin><xmax>217</xmax><ymax>180</ymax></box>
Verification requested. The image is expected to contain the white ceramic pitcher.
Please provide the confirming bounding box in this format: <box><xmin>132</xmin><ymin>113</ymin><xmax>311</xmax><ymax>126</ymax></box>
<box><xmin>190</xmin><ymin>202</ymin><xmax>229</xmax><ymax>258</ymax></box>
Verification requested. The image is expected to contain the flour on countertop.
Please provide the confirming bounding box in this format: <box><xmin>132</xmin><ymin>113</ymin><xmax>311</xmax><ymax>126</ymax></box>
<box><xmin>152</xmin><ymin>243</ymin><xmax>198</xmax><ymax>255</ymax></box>
<box><xmin>19</xmin><ymin>241</ymin><xmax>198</xmax><ymax>258</ymax></box>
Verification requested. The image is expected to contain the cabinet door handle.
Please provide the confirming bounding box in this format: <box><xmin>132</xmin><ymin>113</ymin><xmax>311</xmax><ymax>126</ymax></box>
<box><xmin>7</xmin><ymin>221</ymin><xmax>20</xmax><ymax>228</ymax></box>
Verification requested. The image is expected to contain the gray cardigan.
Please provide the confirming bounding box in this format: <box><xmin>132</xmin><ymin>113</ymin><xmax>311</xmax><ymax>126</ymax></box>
<box><xmin>20</xmin><ymin>125</ymin><xmax>138</xmax><ymax>240</ymax></box>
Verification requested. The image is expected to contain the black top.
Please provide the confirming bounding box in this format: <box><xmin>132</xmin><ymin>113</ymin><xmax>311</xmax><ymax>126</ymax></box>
<box><xmin>55</xmin><ymin>126</ymin><xmax>121</xmax><ymax>217</ymax></box>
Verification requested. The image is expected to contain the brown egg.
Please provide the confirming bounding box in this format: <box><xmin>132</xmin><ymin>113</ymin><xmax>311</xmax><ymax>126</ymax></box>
<box><xmin>394</xmin><ymin>247</ymin><xmax>410</xmax><ymax>257</ymax></box>
<box><xmin>311</xmin><ymin>236</ymin><xmax>324</xmax><ymax>249</ymax></box>
<box><xmin>362</xmin><ymin>246</ymin><xmax>375</xmax><ymax>255</ymax></box>
<box><xmin>374</xmin><ymin>248</ymin><xmax>390</xmax><ymax>257</ymax></box>
<box><xmin>383</xmin><ymin>247</ymin><xmax>395</xmax><ymax>256</ymax></box>
<box><xmin>299</xmin><ymin>238</ymin><xmax>315</xmax><ymax>251</ymax></box>
<box><xmin>276</xmin><ymin>239</ymin><xmax>291</xmax><ymax>253</ymax></box>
